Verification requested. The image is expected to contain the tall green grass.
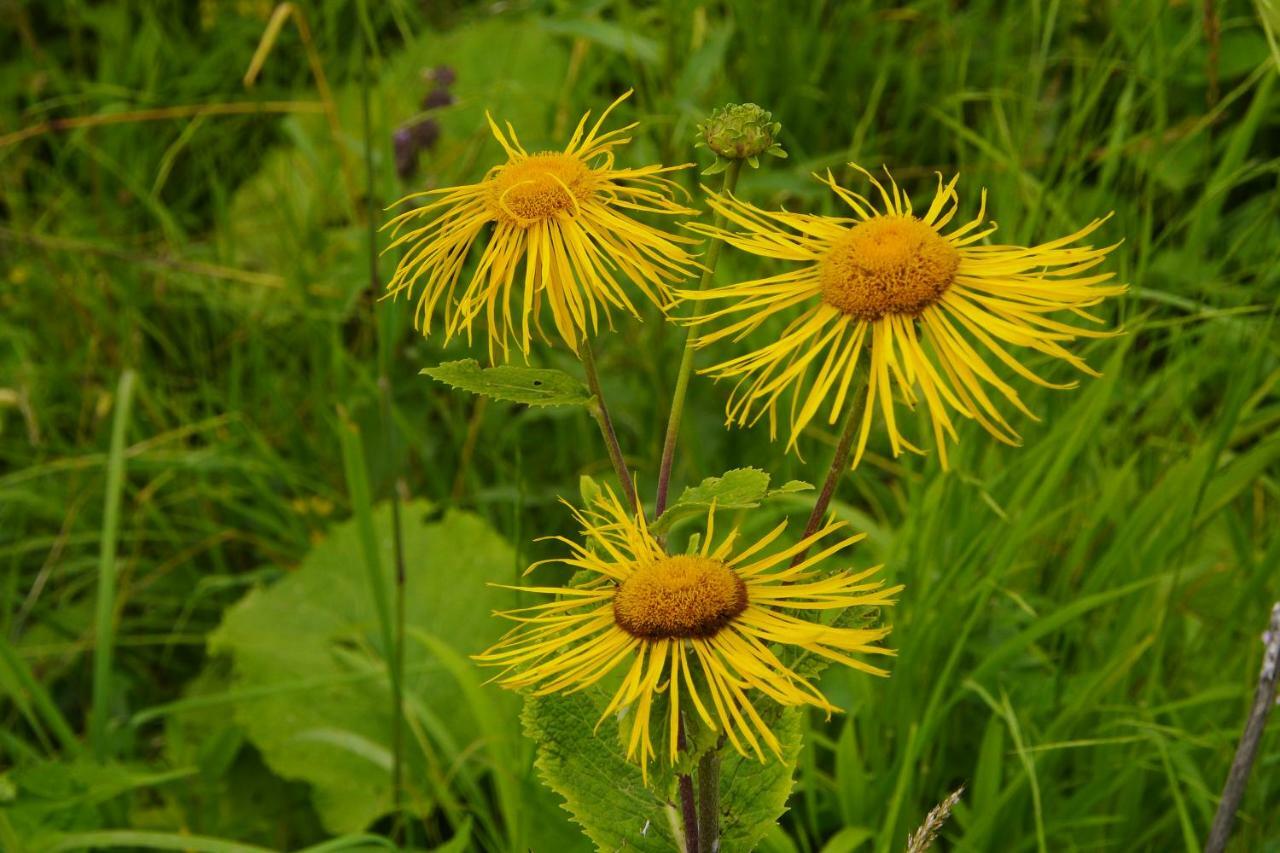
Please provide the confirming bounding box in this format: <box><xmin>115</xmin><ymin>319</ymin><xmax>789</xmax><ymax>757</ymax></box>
<box><xmin>2</xmin><ymin>0</ymin><xmax>1278</xmax><ymax>850</ymax></box>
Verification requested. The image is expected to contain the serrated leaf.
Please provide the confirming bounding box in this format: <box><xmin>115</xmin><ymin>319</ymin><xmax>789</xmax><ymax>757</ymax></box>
<box><xmin>652</xmin><ymin>469</ymin><xmax>812</xmax><ymax>535</ymax></box>
<box><xmin>524</xmin><ymin>682</ymin><xmax>806</xmax><ymax>852</ymax></box>
<box><xmin>653</xmin><ymin>468</ymin><xmax>768</xmax><ymax>533</ymax></box>
<box><xmin>422</xmin><ymin>360</ymin><xmax>592</xmax><ymax>408</ymax></box>
<box><xmin>772</xmin><ymin>479</ymin><xmax>812</xmax><ymax>496</ymax></box>
<box><xmin>718</xmin><ymin>706</ymin><xmax>805</xmax><ymax>852</ymax></box>
<box><xmin>523</xmin><ymin>690</ymin><xmax>675</xmax><ymax>852</ymax></box>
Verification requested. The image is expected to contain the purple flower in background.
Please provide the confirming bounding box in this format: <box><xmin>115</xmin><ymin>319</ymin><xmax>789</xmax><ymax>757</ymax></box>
<box><xmin>394</xmin><ymin>64</ymin><xmax>456</xmax><ymax>181</ymax></box>
<box><xmin>428</xmin><ymin>64</ymin><xmax>456</xmax><ymax>87</ymax></box>
<box><xmin>394</xmin><ymin>126</ymin><xmax>418</xmax><ymax>181</ymax></box>
<box><xmin>410</xmin><ymin>118</ymin><xmax>439</xmax><ymax>150</ymax></box>
<box><xmin>422</xmin><ymin>87</ymin><xmax>454</xmax><ymax>111</ymax></box>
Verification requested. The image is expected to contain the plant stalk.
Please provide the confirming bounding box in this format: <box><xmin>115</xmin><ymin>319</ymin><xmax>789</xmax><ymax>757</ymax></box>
<box><xmin>380</xmin><ymin>376</ymin><xmax>408</xmax><ymax>833</ymax></box>
<box><xmin>90</xmin><ymin>368</ymin><xmax>136</xmax><ymax>760</ymax></box>
<box><xmin>790</xmin><ymin>381</ymin><xmax>866</xmax><ymax>567</ymax></box>
<box><xmin>654</xmin><ymin>159</ymin><xmax>743</xmax><ymax>518</ymax></box>
<box><xmin>579</xmin><ymin>337</ymin><xmax>642</xmax><ymax>516</ymax></box>
<box><xmin>360</xmin><ymin>31</ymin><xmax>409</xmax><ymax>840</ymax></box>
<box><xmin>677</xmin><ymin>720</ymin><xmax>699</xmax><ymax>853</ymax></box>
<box><xmin>696</xmin><ymin>742</ymin><xmax>721</xmax><ymax>853</ymax></box>
<box><xmin>1204</xmin><ymin>601</ymin><xmax>1280</xmax><ymax>853</ymax></box>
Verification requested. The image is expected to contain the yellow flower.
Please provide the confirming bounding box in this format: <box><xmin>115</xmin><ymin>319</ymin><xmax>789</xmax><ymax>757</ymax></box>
<box><xmin>384</xmin><ymin>91</ymin><xmax>698</xmax><ymax>360</ymax></box>
<box><xmin>475</xmin><ymin>487</ymin><xmax>900</xmax><ymax>778</ymax></box>
<box><xmin>680</xmin><ymin>166</ymin><xmax>1126</xmax><ymax>469</ymax></box>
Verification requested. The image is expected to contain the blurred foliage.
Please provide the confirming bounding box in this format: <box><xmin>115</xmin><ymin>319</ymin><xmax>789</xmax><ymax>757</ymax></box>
<box><xmin>207</xmin><ymin>501</ymin><xmax>517</xmax><ymax>836</ymax></box>
<box><xmin>2</xmin><ymin>0</ymin><xmax>1279</xmax><ymax>851</ymax></box>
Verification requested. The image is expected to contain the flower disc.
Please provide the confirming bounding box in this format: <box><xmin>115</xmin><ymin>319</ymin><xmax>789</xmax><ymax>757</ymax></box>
<box><xmin>819</xmin><ymin>215</ymin><xmax>960</xmax><ymax>320</ymax></box>
<box><xmin>613</xmin><ymin>555</ymin><xmax>747</xmax><ymax>639</ymax></box>
<box><xmin>486</xmin><ymin>152</ymin><xmax>595</xmax><ymax>226</ymax></box>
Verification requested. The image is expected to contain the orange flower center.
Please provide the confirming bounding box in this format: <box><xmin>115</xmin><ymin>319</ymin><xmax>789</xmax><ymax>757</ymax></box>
<box><xmin>486</xmin><ymin>152</ymin><xmax>595</xmax><ymax>226</ymax></box>
<box><xmin>819</xmin><ymin>216</ymin><xmax>960</xmax><ymax>320</ymax></box>
<box><xmin>613</xmin><ymin>555</ymin><xmax>747</xmax><ymax>640</ymax></box>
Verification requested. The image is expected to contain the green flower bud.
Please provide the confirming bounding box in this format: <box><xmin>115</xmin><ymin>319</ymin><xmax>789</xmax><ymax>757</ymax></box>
<box><xmin>696</xmin><ymin>103</ymin><xmax>787</xmax><ymax>174</ymax></box>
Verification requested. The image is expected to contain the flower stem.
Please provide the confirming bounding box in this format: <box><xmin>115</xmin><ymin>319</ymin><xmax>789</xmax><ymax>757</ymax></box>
<box><xmin>654</xmin><ymin>159</ymin><xmax>744</xmax><ymax>518</ymax></box>
<box><xmin>696</xmin><ymin>743</ymin><xmax>721</xmax><ymax>853</ymax></box>
<box><xmin>790</xmin><ymin>380</ymin><xmax>867</xmax><ymax>567</ymax></box>
<box><xmin>579</xmin><ymin>337</ymin><xmax>641</xmax><ymax>516</ymax></box>
<box><xmin>677</xmin><ymin>720</ymin><xmax>699</xmax><ymax>853</ymax></box>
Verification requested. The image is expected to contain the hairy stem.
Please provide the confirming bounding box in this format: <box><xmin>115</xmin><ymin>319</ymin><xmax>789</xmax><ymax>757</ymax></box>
<box><xmin>790</xmin><ymin>381</ymin><xmax>866</xmax><ymax>567</ymax></box>
<box><xmin>654</xmin><ymin>159</ymin><xmax>744</xmax><ymax>518</ymax></box>
<box><xmin>677</xmin><ymin>720</ymin><xmax>699</xmax><ymax>853</ymax></box>
<box><xmin>579</xmin><ymin>337</ymin><xmax>641</xmax><ymax>515</ymax></box>
<box><xmin>696</xmin><ymin>742</ymin><xmax>721</xmax><ymax>853</ymax></box>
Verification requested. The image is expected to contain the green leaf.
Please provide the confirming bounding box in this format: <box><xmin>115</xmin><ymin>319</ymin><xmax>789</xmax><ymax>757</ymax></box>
<box><xmin>578</xmin><ymin>474</ymin><xmax>604</xmax><ymax>509</ymax></box>
<box><xmin>1260</xmin><ymin>0</ymin><xmax>1280</xmax><ymax>70</ymax></box>
<box><xmin>0</xmin><ymin>760</ymin><xmax>199</xmax><ymax>850</ymax></box>
<box><xmin>717</xmin><ymin>706</ymin><xmax>805</xmax><ymax>851</ymax></box>
<box><xmin>428</xmin><ymin>818</ymin><xmax>472</xmax><ymax>853</ymax></box>
<box><xmin>524</xmin><ymin>684</ymin><xmax>806</xmax><ymax>852</ymax></box>
<box><xmin>422</xmin><ymin>360</ymin><xmax>592</xmax><ymax>408</ymax></box>
<box><xmin>522</xmin><ymin>690</ymin><xmax>675</xmax><ymax>852</ymax></box>
<box><xmin>816</xmin><ymin>825</ymin><xmax>873</xmax><ymax>853</ymax></box>
<box><xmin>701</xmin><ymin>158</ymin><xmax>730</xmax><ymax>176</ymax></box>
<box><xmin>208</xmin><ymin>502</ymin><xmax>520</xmax><ymax>834</ymax></box>
<box><xmin>652</xmin><ymin>468</ymin><xmax>812</xmax><ymax>535</ymax></box>
<box><xmin>161</xmin><ymin>659</ymin><xmax>330</xmax><ymax>845</ymax></box>
<box><xmin>47</xmin><ymin>830</ymin><xmax>276</xmax><ymax>853</ymax></box>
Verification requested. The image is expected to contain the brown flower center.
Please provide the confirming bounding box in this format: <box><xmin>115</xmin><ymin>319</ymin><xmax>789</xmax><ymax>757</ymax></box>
<box><xmin>819</xmin><ymin>216</ymin><xmax>960</xmax><ymax>320</ymax></box>
<box><xmin>486</xmin><ymin>152</ymin><xmax>595</xmax><ymax>226</ymax></box>
<box><xmin>613</xmin><ymin>555</ymin><xmax>748</xmax><ymax>640</ymax></box>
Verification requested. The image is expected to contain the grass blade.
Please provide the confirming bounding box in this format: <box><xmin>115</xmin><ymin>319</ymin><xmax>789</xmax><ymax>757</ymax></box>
<box><xmin>90</xmin><ymin>368</ymin><xmax>136</xmax><ymax>760</ymax></box>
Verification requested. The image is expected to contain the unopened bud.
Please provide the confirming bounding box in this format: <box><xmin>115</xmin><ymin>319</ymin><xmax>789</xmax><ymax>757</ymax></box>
<box><xmin>696</xmin><ymin>103</ymin><xmax>786</xmax><ymax>174</ymax></box>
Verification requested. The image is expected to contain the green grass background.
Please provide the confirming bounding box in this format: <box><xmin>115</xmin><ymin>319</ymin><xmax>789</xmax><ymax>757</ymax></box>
<box><xmin>2</xmin><ymin>0</ymin><xmax>1279</xmax><ymax>850</ymax></box>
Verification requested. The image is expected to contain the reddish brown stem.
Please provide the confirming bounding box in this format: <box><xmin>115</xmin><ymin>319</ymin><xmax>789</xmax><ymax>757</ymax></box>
<box><xmin>579</xmin><ymin>338</ymin><xmax>641</xmax><ymax>516</ymax></box>
<box><xmin>790</xmin><ymin>384</ymin><xmax>865</xmax><ymax>567</ymax></box>
<box><xmin>677</xmin><ymin>720</ymin><xmax>699</xmax><ymax>852</ymax></box>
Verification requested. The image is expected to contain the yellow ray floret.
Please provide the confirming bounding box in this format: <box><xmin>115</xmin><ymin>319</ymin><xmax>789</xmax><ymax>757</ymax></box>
<box><xmin>679</xmin><ymin>165</ymin><xmax>1127</xmax><ymax>469</ymax></box>
<box><xmin>383</xmin><ymin>91</ymin><xmax>698</xmax><ymax>361</ymax></box>
<box><xmin>474</xmin><ymin>487</ymin><xmax>901</xmax><ymax>780</ymax></box>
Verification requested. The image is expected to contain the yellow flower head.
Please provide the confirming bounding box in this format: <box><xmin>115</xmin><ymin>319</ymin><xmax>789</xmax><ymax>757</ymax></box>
<box><xmin>681</xmin><ymin>166</ymin><xmax>1126</xmax><ymax>469</ymax></box>
<box><xmin>384</xmin><ymin>91</ymin><xmax>698</xmax><ymax>360</ymax></box>
<box><xmin>475</xmin><ymin>487</ymin><xmax>900</xmax><ymax>778</ymax></box>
